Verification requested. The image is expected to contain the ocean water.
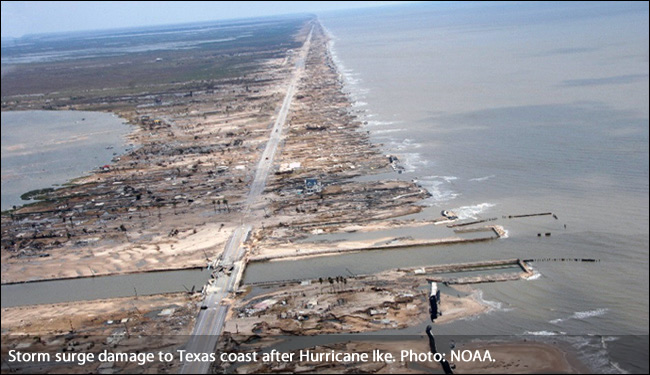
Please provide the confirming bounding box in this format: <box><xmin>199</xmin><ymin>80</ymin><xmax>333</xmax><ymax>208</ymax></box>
<box><xmin>1</xmin><ymin>111</ymin><xmax>131</xmax><ymax>210</ymax></box>
<box><xmin>318</xmin><ymin>2</ymin><xmax>649</xmax><ymax>372</ymax></box>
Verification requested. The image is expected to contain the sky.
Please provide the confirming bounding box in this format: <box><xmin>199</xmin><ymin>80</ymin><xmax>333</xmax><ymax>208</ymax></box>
<box><xmin>1</xmin><ymin>1</ymin><xmax>416</xmax><ymax>38</ymax></box>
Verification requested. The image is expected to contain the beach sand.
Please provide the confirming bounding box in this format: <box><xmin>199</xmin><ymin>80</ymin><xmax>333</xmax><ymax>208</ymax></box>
<box><xmin>454</xmin><ymin>340</ymin><xmax>591</xmax><ymax>373</ymax></box>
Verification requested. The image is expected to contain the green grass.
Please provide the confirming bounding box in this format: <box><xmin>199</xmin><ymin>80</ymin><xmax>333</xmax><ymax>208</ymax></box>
<box><xmin>20</xmin><ymin>188</ymin><xmax>55</xmax><ymax>201</ymax></box>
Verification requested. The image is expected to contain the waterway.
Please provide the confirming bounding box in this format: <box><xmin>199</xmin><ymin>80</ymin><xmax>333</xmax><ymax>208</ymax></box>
<box><xmin>1</xmin><ymin>110</ymin><xmax>132</xmax><ymax>211</ymax></box>
<box><xmin>316</xmin><ymin>2</ymin><xmax>649</xmax><ymax>372</ymax></box>
<box><xmin>1</xmin><ymin>268</ymin><xmax>208</xmax><ymax>308</ymax></box>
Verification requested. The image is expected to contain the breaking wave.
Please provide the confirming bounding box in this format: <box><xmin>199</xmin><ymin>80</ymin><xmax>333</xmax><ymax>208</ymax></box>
<box><xmin>561</xmin><ymin>335</ymin><xmax>628</xmax><ymax>374</ymax></box>
<box><xmin>400</xmin><ymin>152</ymin><xmax>432</xmax><ymax>173</ymax></box>
<box><xmin>417</xmin><ymin>175</ymin><xmax>459</xmax><ymax>203</ymax></box>
<box><xmin>526</xmin><ymin>270</ymin><xmax>541</xmax><ymax>280</ymax></box>
<box><xmin>372</xmin><ymin>128</ymin><xmax>405</xmax><ymax>135</ymax></box>
<box><xmin>365</xmin><ymin>120</ymin><xmax>399</xmax><ymax>128</ymax></box>
<box><xmin>469</xmin><ymin>175</ymin><xmax>496</xmax><ymax>182</ymax></box>
<box><xmin>427</xmin><ymin>175</ymin><xmax>457</xmax><ymax>183</ymax></box>
<box><xmin>573</xmin><ymin>308</ymin><xmax>609</xmax><ymax>320</ymax></box>
<box><xmin>550</xmin><ymin>308</ymin><xmax>608</xmax><ymax>324</ymax></box>
<box><xmin>452</xmin><ymin>203</ymin><xmax>496</xmax><ymax>220</ymax></box>
<box><xmin>326</xmin><ymin>30</ymin><xmax>364</xmax><ymax>93</ymax></box>
<box><xmin>474</xmin><ymin>289</ymin><xmax>512</xmax><ymax>313</ymax></box>
<box><xmin>391</xmin><ymin>138</ymin><xmax>422</xmax><ymax>151</ymax></box>
<box><xmin>524</xmin><ymin>330</ymin><xmax>567</xmax><ymax>336</ymax></box>
<box><xmin>572</xmin><ymin>309</ymin><xmax>608</xmax><ymax>319</ymax></box>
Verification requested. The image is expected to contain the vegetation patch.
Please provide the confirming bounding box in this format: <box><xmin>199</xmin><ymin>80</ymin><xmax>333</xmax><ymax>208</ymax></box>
<box><xmin>20</xmin><ymin>187</ymin><xmax>55</xmax><ymax>201</ymax></box>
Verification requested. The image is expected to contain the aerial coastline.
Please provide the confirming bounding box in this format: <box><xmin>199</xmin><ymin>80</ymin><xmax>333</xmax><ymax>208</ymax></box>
<box><xmin>2</xmin><ymin>7</ymin><xmax>644</xmax><ymax>372</ymax></box>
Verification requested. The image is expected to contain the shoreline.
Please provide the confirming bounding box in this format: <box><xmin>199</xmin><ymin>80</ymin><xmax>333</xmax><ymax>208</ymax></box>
<box><xmin>1</xmin><ymin>110</ymin><xmax>134</xmax><ymax>212</ymax></box>
<box><xmin>1</xmin><ymin>291</ymin><xmax>196</xmax><ymax>334</ymax></box>
<box><xmin>1</xmin><ymin>18</ymin><xmax>431</xmax><ymax>285</ymax></box>
<box><xmin>0</xmin><ymin>265</ymin><xmax>204</xmax><ymax>286</ymax></box>
<box><xmin>454</xmin><ymin>340</ymin><xmax>593</xmax><ymax>374</ymax></box>
<box><xmin>0</xmin><ymin>17</ymin><xmax>421</xmax><ymax>299</ymax></box>
<box><xmin>223</xmin><ymin>268</ymin><xmax>491</xmax><ymax>337</ymax></box>
<box><xmin>0</xmin><ymin>16</ymin><xmax>607</xmax><ymax>374</ymax></box>
<box><xmin>214</xmin><ymin>20</ymin><xmax>593</xmax><ymax>373</ymax></box>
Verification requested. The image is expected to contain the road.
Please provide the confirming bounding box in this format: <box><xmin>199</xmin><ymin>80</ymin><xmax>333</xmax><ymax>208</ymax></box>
<box><xmin>180</xmin><ymin>26</ymin><xmax>313</xmax><ymax>374</ymax></box>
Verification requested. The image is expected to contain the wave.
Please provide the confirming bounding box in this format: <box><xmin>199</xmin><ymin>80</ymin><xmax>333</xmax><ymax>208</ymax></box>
<box><xmin>524</xmin><ymin>330</ymin><xmax>567</xmax><ymax>336</ymax></box>
<box><xmin>372</xmin><ymin>128</ymin><xmax>405</xmax><ymax>135</ymax></box>
<box><xmin>345</xmin><ymin>76</ymin><xmax>361</xmax><ymax>86</ymax></box>
<box><xmin>326</xmin><ymin>31</ymin><xmax>363</xmax><ymax>90</ymax></box>
<box><xmin>391</xmin><ymin>138</ymin><xmax>422</xmax><ymax>151</ymax></box>
<box><xmin>452</xmin><ymin>202</ymin><xmax>496</xmax><ymax>220</ymax></box>
<box><xmin>348</xmin><ymin>88</ymin><xmax>370</xmax><ymax>100</ymax></box>
<box><xmin>365</xmin><ymin>120</ymin><xmax>398</xmax><ymax>128</ymax></box>
<box><xmin>609</xmin><ymin>362</ymin><xmax>628</xmax><ymax>374</ymax></box>
<box><xmin>574</xmin><ymin>308</ymin><xmax>608</xmax><ymax>320</ymax></box>
<box><xmin>429</xmin><ymin>175</ymin><xmax>458</xmax><ymax>183</ymax></box>
<box><xmin>417</xmin><ymin>176</ymin><xmax>459</xmax><ymax>204</ymax></box>
<box><xmin>526</xmin><ymin>270</ymin><xmax>541</xmax><ymax>280</ymax></box>
<box><xmin>469</xmin><ymin>175</ymin><xmax>496</xmax><ymax>182</ymax></box>
<box><xmin>561</xmin><ymin>335</ymin><xmax>628</xmax><ymax>374</ymax></box>
<box><xmin>550</xmin><ymin>308</ymin><xmax>608</xmax><ymax>324</ymax></box>
<box><xmin>400</xmin><ymin>152</ymin><xmax>432</xmax><ymax>173</ymax></box>
<box><xmin>474</xmin><ymin>289</ymin><xmax>512</xmax><ymax>313</ymax></box>
<box><xmin>516</xmin><ymin>333</ymin><xmax>627</xmax><ymax>373</ymax></box>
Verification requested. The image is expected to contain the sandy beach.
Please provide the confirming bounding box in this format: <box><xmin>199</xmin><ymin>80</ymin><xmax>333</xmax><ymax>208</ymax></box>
<box><xmin>454</xmin><ymin>341</ymin><xmax>592</xmax><ymax>373</ymax></box>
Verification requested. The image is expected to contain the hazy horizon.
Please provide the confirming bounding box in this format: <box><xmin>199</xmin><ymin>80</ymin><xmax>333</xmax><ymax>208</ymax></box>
<box><xmin>1</xmin><ymin>1</ymin><xmax>418</xmax><ymax>39</ymax></box>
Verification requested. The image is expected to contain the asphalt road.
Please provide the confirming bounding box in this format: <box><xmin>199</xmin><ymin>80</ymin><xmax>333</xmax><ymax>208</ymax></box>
<box><xmin>179</xmin><ymin>26</ymin><xmax>313</xmax><ymax>374</ymax></box>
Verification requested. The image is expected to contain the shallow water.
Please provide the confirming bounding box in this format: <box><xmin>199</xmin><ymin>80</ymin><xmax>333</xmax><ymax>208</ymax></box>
<box><xmin>0</xmin><ymin>269</ymin><xmax>208</xmax><ymax>308</ymax></box>
<box><xmin>1</xmin><ymin>110</ymin><xmax>131</xmax><ymax>210</ymax></box>
<box><xmin>309</xmin><ymin>2</ymin><xmax>649</xmax><ymax>372</ymax></box>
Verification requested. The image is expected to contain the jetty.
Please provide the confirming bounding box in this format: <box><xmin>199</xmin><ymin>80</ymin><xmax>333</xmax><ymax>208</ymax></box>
<box><xmin>243</xmin><ymin>258</ymin><xmax>533</xmax><ymax>288</ymax></box>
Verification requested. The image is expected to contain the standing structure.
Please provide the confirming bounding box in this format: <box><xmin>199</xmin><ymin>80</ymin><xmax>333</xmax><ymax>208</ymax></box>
<box><xmin>304</xmin><ymin>178</ymin><xmax>322</xmax><ymax>195</ymax></box>
<box><xmin>429</xmin><ymin>281</ymin><xmax>441</xmax><ymax>321</ymax></box>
